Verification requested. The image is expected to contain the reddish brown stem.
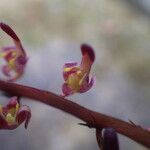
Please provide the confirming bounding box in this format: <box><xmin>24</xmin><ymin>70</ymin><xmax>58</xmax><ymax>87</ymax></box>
<box><xmin>0</xmin><ymin>80</ymin><xmax>150</xmax><ymax>148</ymax></box>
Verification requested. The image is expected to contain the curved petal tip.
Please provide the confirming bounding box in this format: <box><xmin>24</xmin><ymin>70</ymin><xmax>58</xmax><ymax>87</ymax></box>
<box><xmin>80</xmin><ymin>44</ymin><xmax>95</xmax><ymax>62</ymax></box>
<box><xmin>0</xmin><ymin>22</ymin><xmax>19</xmax><ymax>41</ymax></box>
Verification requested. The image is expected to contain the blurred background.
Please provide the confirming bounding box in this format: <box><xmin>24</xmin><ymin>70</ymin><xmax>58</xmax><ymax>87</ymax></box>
<box><xmin>0</xmin><ymin>0</ymin><xmax>150</xmax><ymax>149</ymax></box>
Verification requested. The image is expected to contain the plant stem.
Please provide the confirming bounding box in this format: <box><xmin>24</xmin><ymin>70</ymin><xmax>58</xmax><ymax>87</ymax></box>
<box><xmin>0</xmin><ymin>80</ymin><xmax>150</xmax><ymax>148</ymax></box>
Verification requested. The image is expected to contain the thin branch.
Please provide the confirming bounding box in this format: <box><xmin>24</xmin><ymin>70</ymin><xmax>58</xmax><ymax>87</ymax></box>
<box><xmin>0</xmin><ymin>80</ymin><xmax>150</xmax><ymax>148</ymax></box>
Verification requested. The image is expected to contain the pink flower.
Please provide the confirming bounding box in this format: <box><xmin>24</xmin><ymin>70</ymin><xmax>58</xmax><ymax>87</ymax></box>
<box><xmin>0</xmin><ymin>23</ymin><xmax>28</xmax><ymax>81</ymax></box>
<box><xmin>0</xmin><ymin>96</ymin><xmax>31</xmax><ymax>130</ymax></box>
<box><xmin>62</xmin><ymin>44</ymin><xmax>95</xmax><ymax>96</ymax></box>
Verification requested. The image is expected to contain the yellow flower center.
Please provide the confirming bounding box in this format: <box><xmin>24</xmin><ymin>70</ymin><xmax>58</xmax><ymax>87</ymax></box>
<box><xmin>67</xmin><ymin>70</ymin><xmax>84</xmax><ymax>91</ymax></box>
<box><xmin>64</xmin><ymin>66</ymin><xmax>87</xmax><ymax>91</ymax></box>
<box><xmin>6</xmin><ymin>103</ymin><xmax>19</xmax><ymax>124</ymax></box>
<box><xmin>6</xmin><ymin>113</ymin><xmax>15</xmax><ymax>123</ymax></box>
<box><xmin>4</xmin><ymin>51</ymin><xmax>18</xmax><ymax>69</ymax></box>
<box><xmin>64</xmin><ymin>67</ymin><xmax>72</xmax><ymax>72</ymax></box>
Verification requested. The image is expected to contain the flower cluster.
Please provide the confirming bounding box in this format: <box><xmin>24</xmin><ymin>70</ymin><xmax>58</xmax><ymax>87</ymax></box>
<box><xmin>0</xmin><ymin>23</ymin><xmax>96</xmax><ymax>130</ymax></box>
<box><xmin>0</xmin><ymin>23</ymin><xmax>28</xmax><ymax>81</ymax></box>
<box><xmin>0</xmin><ymin>96</ymin><xmax>31</xmax><ymax>130</ymax></box>
<box><xmin>62</xmin><ymin>44</ymin><xmax>95</xmax><ymax>96</ymax></box>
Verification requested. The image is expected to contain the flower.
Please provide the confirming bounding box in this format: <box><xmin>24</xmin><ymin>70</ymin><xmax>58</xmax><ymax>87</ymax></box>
<box><xmin>0</xmin><ymin>96</ymin><xmax>31</xmax><ymax>130</ymax></box>
<box><xmin>62</xmin><ymin>44</ymin><xmax>95</xmax><ymax>96</ymax></box>
<box><xmin>102</xmin><ymin>128</ymin><xmax>119</xmax><ymax>150</ymax></box>
<box><xmin>0</xmin><ymin>23</ymin><xmax>28</xmax><ymax>81</ymax></box>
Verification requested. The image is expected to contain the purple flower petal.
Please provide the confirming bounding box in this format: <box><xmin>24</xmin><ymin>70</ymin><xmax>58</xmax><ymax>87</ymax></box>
<box><xmin>16</xmin><ymin>105</ymin><xmax>31</xmax><ymax>129</ymax></box>
<box><xmin>0</xmin><ymin>114</ymin><xmax>8</xmax><ymax>129</ymax></box>
<box><xmin>15</xmin><ymin>55</ymin><xmax>27</xmax><ymax>72</ymax></box>
<box><xmin>79</xmin><ymin>76</ymin><xmax>96</xmax><ymax>93</ymax></box>
<box><xmin>2</xmin><ymin>46</ymin><xmax>16</xmax><ymax>52</ymax></box>
<box><xmin>2</xmin><ymin>65</ymin><xmax>11</xmax><ymax>77</ymax></box>
<box><xmin>64</xmin><ymin>62</ymin><xmax>77</xmax><ymax>68</ymax></box>
<box><xmin>80</xmin><ymin>44</ymin><xmax>95</xmax><ymax>74</ymax></box>
<box><xmin>0</xmin><ymin>23</ymin><xmax>26</xmax><ymax>55</ymax></box>
<box><xmin>6</xmin><ymin>96</ymin><xmax>18</xmax><ymax>109</ymax></box>
<box><xmin>81</xmin><ymin>44</ymin><xmax>95</xmax><ymax>62</ymax></box>
<box><xmin>62</xmin><ymin>83</ymin><xmax>74</xmax><ymax>96</ymax></box>
<box><xmin>0</xmin><ymin>23</ymin><xmax>20</xmax><ymax>41</ymax></box>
